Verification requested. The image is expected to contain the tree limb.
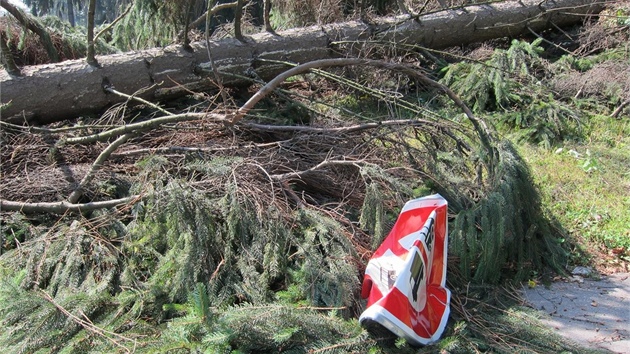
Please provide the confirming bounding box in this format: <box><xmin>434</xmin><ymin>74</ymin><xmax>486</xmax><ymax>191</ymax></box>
<box><xmin>67</xmin><ymin>133</ymin><xmax>134</xmax><ymax>204</ymax></box>
<box><xmin>1</xmin><ymin>196</ymin><xmax>141</xmax><ymax>214</ymax></box>
<box><xmin>61</xmin><ymin>112</ymin><xmax>225</xmax><ymax>145</ymax></box>
<box><xmin>610</xmin><ymin>99</ymin><xmax>629</xmax><ymax>118</ymax></box>
<box><xmin>270</xmin><ymin>159</ymin><xmax>365</xmax><ymax>181</ymax></box>
<box><xmin>106</xmin><ymin>86</ymin><xmax>174</xmax><ymax>116</ymax></box>
<box><xmin>95</xmin><ymin>1</ymin><xmax>134</xmax><ymax>42</ymax></box>
<box><xmin>0</xmin><ymin>0</ymin><xmax>59</xmax><ymax>62</ymax></box>
<box><xmin>243</xmin><ymin>118</ymin><xmax>445</xmax><ymax>134</ymax></box>
<box><xmin>0</xmin><ymin>30</ymin><xmax>21</xmax><ymax>76</ymax></box>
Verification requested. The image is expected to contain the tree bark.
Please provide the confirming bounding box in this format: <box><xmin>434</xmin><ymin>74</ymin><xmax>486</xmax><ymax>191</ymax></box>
<box><xmin>0</xmin><ymin>196</ymin><xmax>140</xmax><ymax>213</ymax></box>
<box><xmin>67</xmin><ymin>0</ymin><xmax>75</xmax><ymax>27</ymax></box>
<box><xmin>0</xmin><ymin>0</ymin><xmax>609</xmax><ymax>124</ymax></box>
<box><xmin>86</xmin><ymin>0</ymin><xmax>98</xmax><ymax>66</ymax></box>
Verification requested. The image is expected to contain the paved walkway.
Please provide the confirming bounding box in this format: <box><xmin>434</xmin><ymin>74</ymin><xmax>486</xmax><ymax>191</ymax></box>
<box><xmin>523</xmin><ymin>272</ymin><xmax>630</xmax><ymax>353</ymax></box>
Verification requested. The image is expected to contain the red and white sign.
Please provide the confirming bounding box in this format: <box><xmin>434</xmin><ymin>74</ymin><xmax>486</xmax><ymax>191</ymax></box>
<box><xmin>360</xmin><ymin>194</ymin><xmax>450</xmax><ymax>345</ymax></box>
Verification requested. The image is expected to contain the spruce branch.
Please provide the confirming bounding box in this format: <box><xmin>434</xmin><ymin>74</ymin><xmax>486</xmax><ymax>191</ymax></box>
<box><xmin>39</xmin><ymin>290</ymin><xmax>136</xmax><ymax>352</ymax></box>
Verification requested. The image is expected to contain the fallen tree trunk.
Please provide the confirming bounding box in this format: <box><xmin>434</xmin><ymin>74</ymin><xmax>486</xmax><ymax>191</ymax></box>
<box><xmin>0</xmin><ymin>0</ymin><xmax>608</xmax><ymax>124</ymax></box>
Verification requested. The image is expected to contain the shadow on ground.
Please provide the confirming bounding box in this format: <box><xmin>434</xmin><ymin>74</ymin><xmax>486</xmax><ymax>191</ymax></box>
<box><xmin>523</xmin><ymin>272</ymin><xmax>630</xmax><ymax>353</ymax></box>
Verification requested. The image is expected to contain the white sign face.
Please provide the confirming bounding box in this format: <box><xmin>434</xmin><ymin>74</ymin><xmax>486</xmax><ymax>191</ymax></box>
<box><xmin>360</xmin><ymin>194</ymin><xmax>450</xmax><ymax>346</ymax></box>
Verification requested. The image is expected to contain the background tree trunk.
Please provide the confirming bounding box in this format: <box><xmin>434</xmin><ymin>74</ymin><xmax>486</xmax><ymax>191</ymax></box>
<box><xmin>0</xmin><ymin>0</ymin><xmax>608</xmax><ymax>124</ymax></box>
<box><xmin>67</xmin><ymin>0</ymin><xmax>75</xmax><ymax>27</ymax></box>
<box><xmin>86</xmin><ymin>0</ymin><xmax>98</xmax><ymax>66</ymax></box>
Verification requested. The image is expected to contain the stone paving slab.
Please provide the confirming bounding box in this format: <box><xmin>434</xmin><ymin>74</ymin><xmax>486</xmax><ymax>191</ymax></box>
<box><xmin>523</xmin><ymin>273</ymin><xmax>630</xmax><ymax>353</ymax></box>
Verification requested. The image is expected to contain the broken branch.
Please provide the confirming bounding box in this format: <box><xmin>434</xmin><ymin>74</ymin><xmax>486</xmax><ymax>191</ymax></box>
<box><xmin>1</xmin><ymin>196</ymin><xmax>141</xmax><ymax>214</ymax></box>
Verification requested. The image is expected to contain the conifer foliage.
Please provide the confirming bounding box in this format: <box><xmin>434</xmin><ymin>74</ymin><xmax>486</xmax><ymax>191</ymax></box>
<box><xmin>0</xmin><ymin>60</ymin><xmax>572</xmax><ymax>352</ymax></box>
<box><xmin>1</xmin><ymin>8</ymin><xmax>599</xmax><ymax>351</ymax></box>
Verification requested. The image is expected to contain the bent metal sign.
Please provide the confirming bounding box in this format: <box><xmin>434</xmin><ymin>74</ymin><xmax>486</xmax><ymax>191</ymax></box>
<box><xmin>360</xmin><ymin>194</ymin><xmax>450</xmax><ymax>345</ymax></box>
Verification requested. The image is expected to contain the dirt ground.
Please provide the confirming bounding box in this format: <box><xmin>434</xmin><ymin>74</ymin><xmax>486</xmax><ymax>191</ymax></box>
<box><xmin>523</xmin><ymin>272</ymin><xmax>630</xmax><ymax>353</ymax></box>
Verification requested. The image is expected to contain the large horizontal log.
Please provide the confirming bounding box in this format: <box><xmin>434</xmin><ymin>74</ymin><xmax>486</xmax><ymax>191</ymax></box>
<box><xmin>0</xmin><ymin>0</ymin><xmax>609</xmax><ymax>124</ymax></box>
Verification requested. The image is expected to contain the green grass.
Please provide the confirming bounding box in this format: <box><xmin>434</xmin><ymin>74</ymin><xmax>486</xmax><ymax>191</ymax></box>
<box><xmin>518</xmin><ymin>114</ymin><xmax>630</xmax><ymax>254</ymax></box>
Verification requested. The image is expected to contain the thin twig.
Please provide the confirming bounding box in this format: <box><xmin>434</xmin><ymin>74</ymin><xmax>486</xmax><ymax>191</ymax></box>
<box><xmin>182</xmin><ymin>1</ymin><xmax>238</xmax><ymax>36</ymax></box>
<box><xmin>112</xmin><ymin>140</ymin><xmax>287</xmax><ymax>157</ymax></box>
<box><xmin>95</xmin><ymin>0</ymin><xmax>134</xmax><ymax>41</ymax></box>
<box><xmin>527</xmin><ymin>26</ymin><xmax>572</xmax><ymax>55</ymax></box>
<box><xmin>244</xmin><ymin>118</ymin><xmax>443</xmax><ymax>134</ymax></box>
<box><xmin>0</xmin><ymin>120</ymin><xmax>118</xmax><ymax>133</ymax></box>
<box><xmin>106</xmin><ymin>87</ymin><xmax>174</xmax><ymax>116</ymax></box>
<box><xmin>270</xmin><ymin>159</ymin><xmax>364</xmax><ymax>181</ymax></box>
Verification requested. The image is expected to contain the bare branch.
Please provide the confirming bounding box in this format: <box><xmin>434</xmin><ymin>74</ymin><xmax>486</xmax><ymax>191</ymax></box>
<box><xmin>112</xmin><ymin>141</ymin><xmax>286</xmax><ymax>157</ymax></box>
<box><xmin>67</xmin><ymin>133</ymin><xmax>134</xmax><ymax>204</ymax></box>
<box><xmin>610</xmin><ymin>99</ymin><xmax>629</xmax><ymax>118</ymax></box>
<box><xmin>244</xmin><ymin>118</ymin><xmax>444</xmax><ymax>134</ymax></box>
<box><xmin>106</xmin><ymin>87</ymin><xmax>174</xmax><ymax>116</ymax></box>
<box><xmin>270</xmin><ymin>159</ymin><xmax>365</xmax><ymax>181</ymax></box>
<box><xmin>95</xmin><ymin>1</ymin><xmax>134</xmax><ymax>42</ymax></box>
<box><xmin>1</xmin><ymin>196</ymin><xmax>141</xmax><ymax>214</ymax></box>
<box><xmin>183</xmin><ymin>1</ymin><xmax>239</xmax><ymax>36</ymax></box>
<box><xmin>62</xmin><ymin>112</ymin><xmax>225</xmax><ymax>145</ymax></box>
<box><xmin>234</xmin><ymin>58</ymin><xmax>369</xmax><ymax>123</ymax></box>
